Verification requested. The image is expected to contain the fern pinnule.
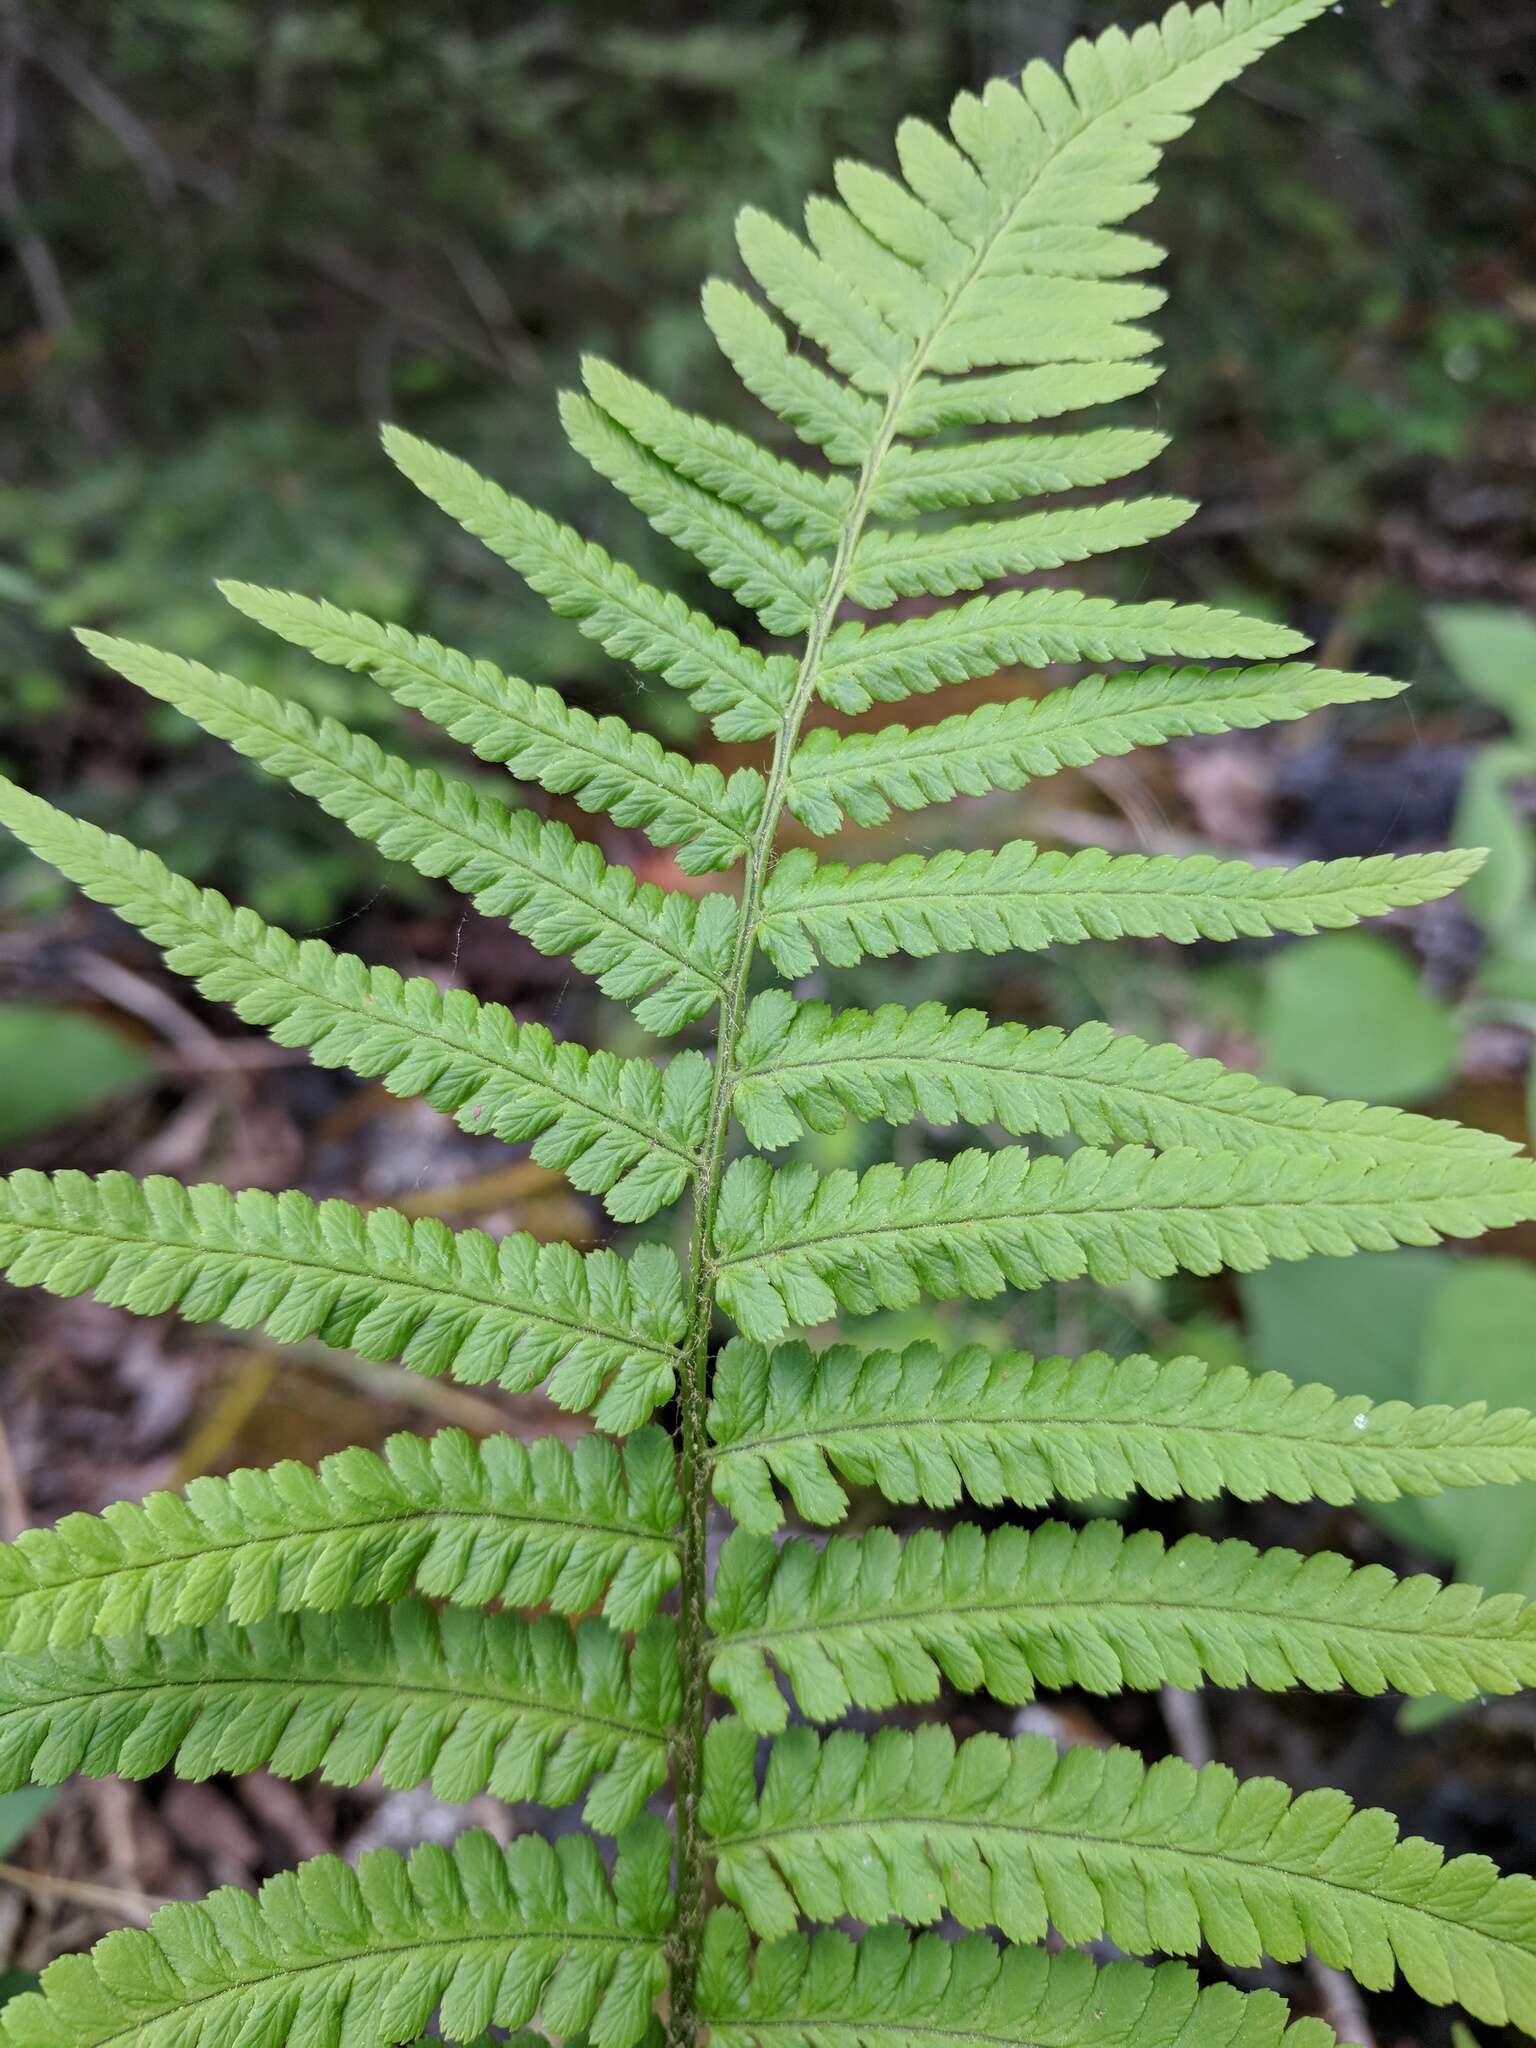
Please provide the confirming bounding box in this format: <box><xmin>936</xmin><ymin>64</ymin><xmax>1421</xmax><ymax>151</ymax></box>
<box><xmin>785</xmin><ymin>664</ymin><xmax>1403</xmax><ymax>834</ymax></box>
<box><xmin>758</xmin><ymin>842</ymin><xmax>1485</xmax><ymax>976</ymax></box>
<box><xmin>0</xmin><ymin>1603</ymin><xmax>677</xmax><ymax>1833</ymax></box>
<box><xmin>0</xmin><ymin>1169</ymin><xmax>684</xmax><ymax>1430</ymax></box>
<box><xmin>706</xmin><ymin>1337</ymin><xmax>1536</xmax><ymax>1532</ymax></box>
<box><xmin>707</xmin><ymin>1521</ymin><xmax>1536</xmax><ymax>1732</ymax></box>
<box><xmin>712</xmin><ymin>1146</ymin><xmax>1536</xmax><ymax>1344</ymax></box>
<box><xmin>0</xmin><ymin>1425</ymin><xmax>679</xmax><ymax>1651</ymax></box>
<box><xmin>730</xmin><ymin>992</ymin><xmax>1516</xmax><ymax>1168</ymax></box>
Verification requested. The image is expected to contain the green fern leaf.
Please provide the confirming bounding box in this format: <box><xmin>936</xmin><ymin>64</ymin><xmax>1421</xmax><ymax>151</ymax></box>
<box><xmin>785</xmin><ymin>665</ymin><xmax>1402</xmax><ymax>833</ymax></box>
<box><xmin>868</xmin><ymin>426</ymin><xmax>1170</xmax><ymax>516</ymax></box>
<box><xmin>757</xmin><ymin>843</ymin><xmax>1484</xmax><ymax>976</ymax></box>
<box><xmin>0</xmin><ymin>1602</ymin><xmax>677</xmax><ymax>1834</ymax></box>
<box><xmin>218</xmin><ymin>583</ymin><xmax>763</xmax><ymax>875</ymax></box>
<box><xmin>712</xmin><ymin>1146</ymin><xmax>1536</xmax><ymax>1344</ymax></box>
<box><xmin>0</xmin><ymin>1170</ymin><xmax>684</xmax><ymax>1431</ymax></box>
<box><xmin>0</xmin><ymin>1424</ymin><xmax>680</xmax><ymax>1649</ymax></box>
<box><xmin>811</xmin><ymin>590</ymin><xmax>1310</xmax><ymax>713</ymax></box>
<box><xmin>843</xmin><ymin>499</ymin><xmax>1194</xmax><ymax>607</ymax></box>
<box><xmin>579</xmin><ymin>357</ymin><xmax>852</xmax><ymax>550</ymax></box>
<box><xmin>0</xmin><ymin>780</ymin><xmax>705</xmax><ymax>1223</ymax></box>
<box><xmin>729</xmin><ymin>990</ymin><xmax>1513</xmax><ymax>1170</ymax></box>
<box><xmin>705</xmin><ymin>1337</ymin><xmax>1536</xmax><ymax>1534</ymax></box>
<box><xmin>382</xmin><ymin>423</ymin><xmax>796</xmax><ymax>742</ymax></box>
<box><xmin>702</xmin><ymin>1721</ymin><xmax>1536</xmax><ymax>2032</ymax></box>
<box><xmin>706</xmin><ymin>1520</ymin><xmax>1536</xmax><ymax>1732</ymax></box>
<box><xmin>75</xmin><ymin>632</ymin><xmax>734</xmax><ymax>1034</ymax></box>
<box><xmin>697</xmin><ymin>1910</ymin><xmax>1333</xmax><ymax>2048</ymax></box>
<box><xmin>560</xmin><ymin>393</ymin><xmax>830</xmax><ymax>637</ymax></box>
<box><xmin>895</xmin><ymin>360</ymin><xmax>1162</xmax><ymax>436</ymax></box>
<box><xmin>701</xmin><ymin>281</ymin><xmax>883</xmax><ymax>466</ymax></box>
<box><xmin>1</xmin><ymin>1819</ymin><xmax>673</xmax><ymax>2048</ymax></box>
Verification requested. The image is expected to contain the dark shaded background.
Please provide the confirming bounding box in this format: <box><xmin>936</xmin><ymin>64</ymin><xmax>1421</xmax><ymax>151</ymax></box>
<box><xmin>1</xmin><ymin>0</ymin><xmax>1535</xmax><ymax>2034</ymax></box>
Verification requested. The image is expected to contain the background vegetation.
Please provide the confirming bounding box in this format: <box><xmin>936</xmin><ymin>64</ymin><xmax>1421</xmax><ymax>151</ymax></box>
<box><xmin>0</xmin><ymin>0</ymin><xmax>1534</xmax><ymax>2032</ymax></box>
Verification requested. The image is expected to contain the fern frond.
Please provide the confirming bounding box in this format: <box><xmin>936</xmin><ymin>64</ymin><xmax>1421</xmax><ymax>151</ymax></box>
<box><xmin>702</xmin><ymin>1722</ymin><xmax>1536</xmax><ymax>2033</ymax></box>
<box><xmin>729</xmin><ymin>991</ymin><xmax>1512</xmax><ymax>1170</ymax></box>
<box><xmin>706</xmin><ymin>1520</ymin><xmax>1536</xmax><ymax>1732</ymax></box>
<box><xmin>0</xmin><ymin>1170</ymin><xmax>685</xmax><ymax>1431</ymax></box>
<box><xmin>705</xmin><ymin>1337</ymin><xmax>1536</xmax><ymax>1534</ymax></box>
<box><xmin>785</xmin><ymin>665</ymin><xmax>1402</xmax><ymax>833</ymax></box>
<box><xmin>811</xmin><ymin>591</ymin><xmax>1309</xmax><ymax>713</ymax></box>
<box><xmin>382</xmin><ymin>423</ymin><xmax>796</xmax><ymax>743</ymax></box>
<box><xmin>0</xmin><ymin>780</ymin><xmax>706</xmax><ymax>1223</ymax></box>
<box><xmin>844</xmin><ymin>499</ymin><xmax>1193</xmax><ymax>608</ymax></box>
<box><xmin>0</xmin><ymin>1602</ymin><xmax>677</xmax><ymax>1834</ymax></box>
<box><xmin>697</xmin><ymin>1911</ymin><xmax>1332</xmax><ymax>2048</ymax></box>
<box><xmin>218</xmin><ymin>583</ymin><xmax>763</xmax><ymax>875</ymax></box>
<box><xmin>579</xmin><ymin>357</ymin><xmax>853</xmax><ymax>550</ymax></box>
<box><xmin>712</xmin><ymin>1146</ymin><xmax>1536</xmax><ymax>1344</ymax></box>
<box><xmin>1</xmin><ymin>1818</ymin><xmax>673</xmax><ymax>2048</ymax></box>
<box><xmin>75</xmin><ymin>633</ymin><xmax>734</xmax><ymax>1034</ymax></box>
<box><xmin>868</xmin><ymin>426</ymin><xmax>1170</xmax><ymax>517</ymax></box>
<box><xmin>702</xmin><ymin>281</ymin><xmax>883</xmax><ymax>467</ymax></box>
<box><xmin>757</xmin><ymin>844</ymin><xmax>1484</xmax><ymax>976</ymax></box>
<box><xmin>560</xmin><ymin>394</ymin><xmax>830</xmax><ymax>637</ymax></box>
<box><xmin>0</xmin><ymin>1424</ymin><xmax>680</xmax><ymax>1650</ymax></box>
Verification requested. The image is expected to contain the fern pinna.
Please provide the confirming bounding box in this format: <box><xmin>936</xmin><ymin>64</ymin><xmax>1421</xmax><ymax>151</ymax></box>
<box><xmin>5</xmin><ymin>3</ymin><xmax>1536</xmax><ymax>2044</ymax></box>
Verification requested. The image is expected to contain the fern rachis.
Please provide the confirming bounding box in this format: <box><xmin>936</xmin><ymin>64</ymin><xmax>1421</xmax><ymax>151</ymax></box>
<box><xmin>5</xmin><ymin>4</ymin><xmax>1536</xmax><ymax>2045</ymax></box>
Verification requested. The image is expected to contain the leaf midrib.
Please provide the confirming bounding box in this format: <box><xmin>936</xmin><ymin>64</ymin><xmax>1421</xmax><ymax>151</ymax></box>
<box><xmin>718</xmin><ymin>1589</ymin><xmax>1523</xmax><ymax>1654</ymax></box>
<box><xmin>6</xmin><ymin>1666</ymin><xmax>664</xmax><ymax>1742</ymax></box>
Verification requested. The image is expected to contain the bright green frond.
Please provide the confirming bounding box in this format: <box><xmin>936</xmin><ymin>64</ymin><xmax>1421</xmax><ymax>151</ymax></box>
<box><xmin>75</xmin><ymin>632</ymin><xmax>734</xmax><ymax>1034</ymax></box>
<box><xmin>729</xmin><ymin>991</ymin><xmax>1512</xmax><ymax>1171</ymax></box>
<box><xmin>580</xmin><ymin>357</ymin><xmax>853</xmax><ymax>550</ymax></box>
<box><xmin>698</xmin><ymin>1914</ymin><xmax>1330</xmax><ymax>2048</ymax></box>
<box><xmin>1</xmin><ymin>1818</ymin><xmax>673</xmax><ymax>2048</ymax></box>
<box><xmin>702</xmin><ymin>280</ymin><xmax>882</xmax><ymax>466</ymax></box>
<box><xmin>711</xmin><ymin>1145</ymin><xmax>1536</xmax><ymax>1346</ymax></box>
<box><xmin>702</xmin><ymin>1721</ymin><xmax>1536</xmax><ymax>2034</ymax></box>
<box><xmin>218</xmin><ymin>583</ymin><xmax>763</xmax><ymax>875</ymax></box>
<box><xmin>705</xmin><ymin>1336</ymin><xmax>1536</xmax><ymax>1534</ymax></box>
<box><xmin>381</xmin><ymin>423</ymin><xmax>797</xmax><ymax>742</ymax></box>
<box><xmin>756</xmin><ymin>843</ymin><xmax>1484</xmax><ymax>977</ymax></box>
<box><xmin>868</xmin><ymin>426</ymin><xmax>1169</xmax><ymax>516</ymax></box>
<box><xmin>785</xmin><ymin>664</ymin><xmax>1401</xmax><ymax>833</ymax></box>
<box><xmin>0</xmin><ymin>1170</ymin><xmax>685</xmax><ymax>1431</ymax></box>
<box><xmin>843</xmin><ymin>499</ymin><xmax>1192</xmax><ymax>608</ymax></box>
<box><xmin>560</xmin><ymin>393</ymin><xmax>830</xmax><ymax>637</ymax></box>
<box><xmin>811</xmin><ymin>590</ymin><xmax>1309</xmax><ymax>713</ymax></box>
<box><xmin>0</xmin><ymin>1603</ymin><xmax>677</xmax><ymax>1834</ymax></box>
<box><xmin>0</xmin><ymin>1424</ymin><xmax>680</xmax><ymax>1650</ymax></box>
<box><xmin>0</xmin><ymin>780</ymin><xmax>705</xmax><ymax>1223</ymax></box>
<box><xmin>706</xmin><ymin>1520</ymin><xmax>1536</xmax><ymax>1732</ymax></box>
